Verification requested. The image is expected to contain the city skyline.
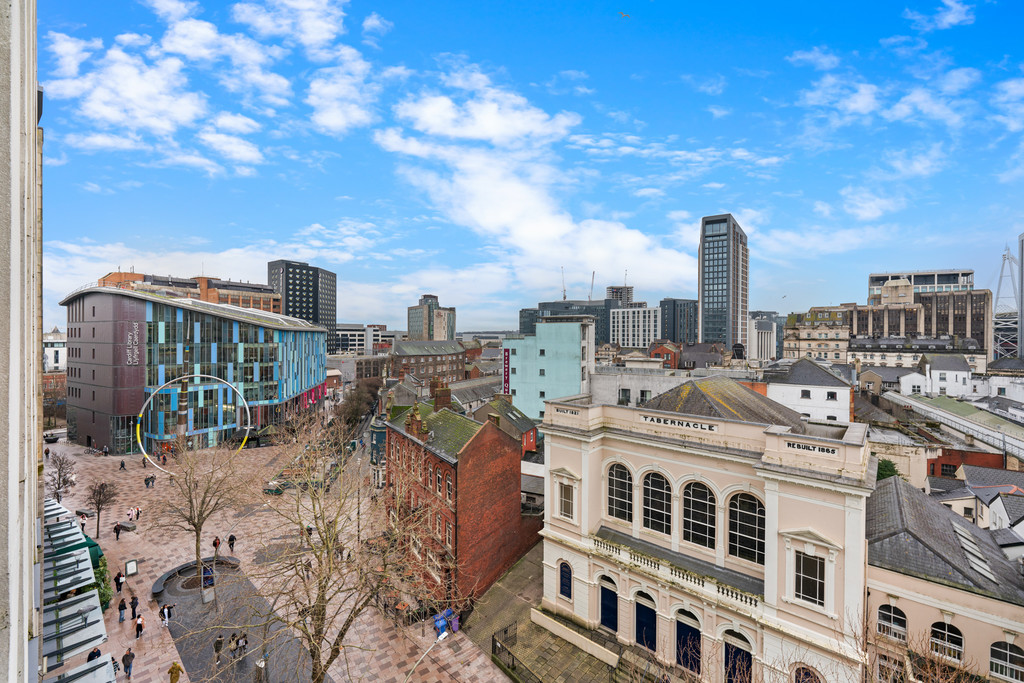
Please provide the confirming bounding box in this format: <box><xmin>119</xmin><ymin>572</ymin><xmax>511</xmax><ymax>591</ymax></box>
<box><xmin>39</xmin><ymin>0</ymin><xmax>1024</xmax><ymax>331</ymax></box>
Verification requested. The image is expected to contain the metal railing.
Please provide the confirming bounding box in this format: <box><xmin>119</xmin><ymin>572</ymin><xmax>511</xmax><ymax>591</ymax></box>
<box><xmin>491</xmin><ymin>621</ymin><xmax>546</xmax><ymax>683</ymax></box>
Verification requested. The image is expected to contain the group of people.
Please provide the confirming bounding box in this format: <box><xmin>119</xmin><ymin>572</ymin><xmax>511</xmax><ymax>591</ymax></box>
<box><xmin>126</xmin><ymin>506</ymin><xmax>142</xmax><ymax>521</ymax></box>
<box><xmin>212</xmin><ymin>632</ymin><xmax>249</xmax><ymax>663</ymax></box>
<box><xmin>116</xmin><ymin>595</ymin><xmax>140</xmax><ymax>622</ymax></box>
<box><xmin>211</xmin><ymin>534</ymin><xmax>237</xmax><ymax>553</ymax></box>
<box><xmin>144</xmin><ymin>474</ymin><xmax>157</xmax><ymax>488</ymax></box>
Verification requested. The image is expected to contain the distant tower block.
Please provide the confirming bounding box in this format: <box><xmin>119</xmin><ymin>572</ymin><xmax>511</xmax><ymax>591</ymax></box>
<box><xmin>1000</xmin><ymin>242</ymin><xmax>1021</xmax><ymax>359</ymax></box>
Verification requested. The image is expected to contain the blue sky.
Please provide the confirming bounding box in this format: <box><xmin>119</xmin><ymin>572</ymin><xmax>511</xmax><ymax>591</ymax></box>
<box><xmin>39</xmin><ymin>0</ymin><xmax>1024</xmax><ymax>331</ymax></box>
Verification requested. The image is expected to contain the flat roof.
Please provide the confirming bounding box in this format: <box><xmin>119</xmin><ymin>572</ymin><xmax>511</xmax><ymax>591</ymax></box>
<box><xmin>60</xmin><ymin>287</ymin><xmax>326</xmax><ymax>333</ymax></box>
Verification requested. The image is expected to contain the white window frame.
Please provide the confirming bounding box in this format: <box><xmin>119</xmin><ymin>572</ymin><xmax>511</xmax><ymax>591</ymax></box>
<box><xmin>876</xmin><ymin>604</ymin><xmax>907</xmax><ymax>642</ymax></box>
<box><xmin>794</xmin><ymin>550</ymin><xmax>825</xmax><ymax>607</ymax></box>
<box><xmin>782</xmin><ymin>534</ymin><xmax>838</xmax><ymax>616</ymax></box>
<box><xmin>559</xmin><ymin>482</ymin><xmax>574</xmax><ymax>521</ymax></box>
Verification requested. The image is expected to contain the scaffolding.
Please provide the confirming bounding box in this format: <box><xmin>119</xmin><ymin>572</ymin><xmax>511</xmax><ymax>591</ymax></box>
<box><xmin>994</xmin><ymin>246</ymin><xmax>1019</xmax><ymax>360</ymax></box>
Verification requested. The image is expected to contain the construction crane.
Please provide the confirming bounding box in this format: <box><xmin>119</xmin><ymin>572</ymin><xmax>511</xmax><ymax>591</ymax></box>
<box><xmin>994</xmin><ymin>246</ymin><xmax>1020</xmax><ymax>359</ymax></box>
<box><xmin>561</xmin><ymin>266</ymin><xmax>567</xmax><ymax>301</ymax></box>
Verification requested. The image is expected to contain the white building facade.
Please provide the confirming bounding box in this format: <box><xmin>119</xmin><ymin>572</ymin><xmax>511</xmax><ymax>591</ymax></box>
<box><xmin>42</xmin><ymin>327</ymin><xmax>65</xmax><ymax>372</ymax></box>
<box><xmin>540</xmin><ymin>390</ymin><xmax>872</xmax><ymax>681</ymax></box>
<box><xmin>610</xmin><ymin>307</ymin><xmax>661</xmax><ymax>349</ymax></box>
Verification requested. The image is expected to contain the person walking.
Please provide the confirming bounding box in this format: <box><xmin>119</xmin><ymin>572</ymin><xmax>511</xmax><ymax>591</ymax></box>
<box><xmin>227</xmin><ymin>633</ymin><xmax>238</xmax><ymax>659</ymax></box>
<box><xmin>129</xmin><ymin>595</ymin><xmax>139</xmax><ymax>620</ymax></box>
<box><xmin>136</xmin><ymin>506</ymin><xmax>142</xmax><ymax>520</ymax></box>
<box><xmin>119</xmin><ymin>459</ymin><xmax>126</xmax><ymax>471</ymax></box>
<box><xmin>113</xmin><ymin>571</ymin><xmax>124</xmax><ymax>593</ymax></box>
<box><xmin>135</xmin><ymin>614</ymin><xmax>145</xmax><ymax>639</ymax></box>
<box><xmin>126</xmin><ymin>507</ymin><xmax>133</xmax><ymax>522</ymax></box>
<box><xmin>114</xmin><ymin>522</ymin><xmax>122</xmax><ymax>540</ymax></box>
<box><xmin>161</xmin><ymin>604</ymin><xmax>170</xmax><ymax>627</ymax></box>
<box><xmin>213</xmin><ymin>634</ymin><xmax>225</xmax><ymax>664</ymax></box>
<box><xmin>167</xmin><ymin>661</ymin><xmax>184</xmax><ymax>683</ymax></box>
<box><xmin>44</xmin><ymin>447</ymin><xmax>49</xmax><ymax>459</ymax></box>
<box><xmin>212</xmin><ymin>536</ymin><xmax>221</xmax><ymax>552</ymax></box>
<box><xmin>86</xmin><ymin>647</ymin><xmax>101</xmax><ymax>661</ymax></box>
<box><xmin>238</xmin><ymin>632</ymin><xmax>248</xmax><ymax>655</ymax></box>
<box><xmin>228</xmin><ymin>534</ymin><xmax>236</xmax><ymax>553</ymax></box>
<box><xmin>79</xmin><ymin>515</ymin><xmax>86</xmax><ymax>532</ymax></box>
<box><xmin>121</xmin><ymin>648</ymin><xmax>135</xmax><ymax>680</ymax></box>
<box><xmin>118</xmin><ymin>598</ymin><xmax>127</xmax><ymax>623</ymax></box>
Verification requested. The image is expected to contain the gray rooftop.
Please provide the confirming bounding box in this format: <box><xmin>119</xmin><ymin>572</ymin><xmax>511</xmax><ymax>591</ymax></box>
<box><xmin>393</xmin><ymin>340</ymin><xmax>466</xmax><ymax>356</ymax></box>
<box><xmin>643</xmin><ymin>375</ymin><xmax>808</xmax><ymax>434</ymax></box>
<box><xmin>960</xmin><ymin>465</ymin><xmax>1024</xmax><ymax>505</ymax></box>
<box><xmin>450</xmin><ymin>376</ymin><xmax>502</xmax><ymax>405</ymax></box>
<box><xmin>998</xmin><ymin>494</ymin><xmax>1024</xmax><ymax>526</ymax></box>
<box><xmin>766</xmin><ymin>358</ymin><xmax>850</xmax><ymax>388</ymax></box>
<box><xmin>922</xmin><ymin>354</ymin><xmax>971</xmax><ymax>372</ymax></box>
<box><xmin>860</xmin><ymin>365</ymin><xmax>917</xmax><ymax>382</ymax></box>
<box><xmin>867</xmin><ymin>476</ymin><xmax>1024</xmax><ymax>606</ymax></box>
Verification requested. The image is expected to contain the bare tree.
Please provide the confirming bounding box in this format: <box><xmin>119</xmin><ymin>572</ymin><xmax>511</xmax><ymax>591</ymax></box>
<box><xmin>150</xmin><ymin>437</ymin><xmax>252</xmax><ymax>585</ymax></box>
<box><xmin>44</xmin><ymin>452</ymin><xmax>76</xmax><ymax>503</ymax></box>
<box><xmin>86</xmin><ymin>481</ymin><xmax>120</xmax><ymax>539</ymax></box>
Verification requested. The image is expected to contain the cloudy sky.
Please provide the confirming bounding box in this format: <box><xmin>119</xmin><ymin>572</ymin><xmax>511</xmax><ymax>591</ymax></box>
<box><xmin>39</xmin><ymin>0</ymin><xmax>1024</xmax><ymax>331</ymax></box>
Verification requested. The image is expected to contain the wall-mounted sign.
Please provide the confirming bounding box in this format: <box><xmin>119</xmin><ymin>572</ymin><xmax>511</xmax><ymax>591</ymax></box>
<box><xmin>640</xmin><ymin>415</ymin><xmax>717</xmax><ymax>432</ymax></box>
<box><xmin>785</xmin><ymin>441</ymin><xmax>838</xmax><ymax>455</ymax></box>
<box><xmin>554</xmin><ymin>407</ymin><xmax>579</xmax><ymax>416</ymax></box>
<box><xmin>502</xmin><ymin>349</ymin><xmax>510</xmax><ymax>394</ymax></box>
<box><xmin>126</xmin><ymin>321</ymin><xmax>140</xmax><ymax>366</ymax></box>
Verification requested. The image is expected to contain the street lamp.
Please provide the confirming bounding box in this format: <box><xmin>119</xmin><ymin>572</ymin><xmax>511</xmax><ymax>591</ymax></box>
<box><xmin>403</xmin><ymin>630</ymin><xmax>448</xmax><ymax>683</ymax></box>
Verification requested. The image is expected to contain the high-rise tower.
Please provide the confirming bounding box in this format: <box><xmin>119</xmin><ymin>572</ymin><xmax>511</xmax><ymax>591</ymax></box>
<box><xmin>267</xmin><ymin>260</ymin><xmax>338</xmax><ymax>353</ymax></box>
<box><xmin>698</xmin><ymin>214</ymin><xmax>748</xmax><ymax>350</ymax></box>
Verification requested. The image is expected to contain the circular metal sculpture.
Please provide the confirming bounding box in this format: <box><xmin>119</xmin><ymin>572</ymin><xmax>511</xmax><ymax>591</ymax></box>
<box><xmin>135</xmin><ymin>373</ymin><xmax>253</xmax><ymax>473</ymax></box>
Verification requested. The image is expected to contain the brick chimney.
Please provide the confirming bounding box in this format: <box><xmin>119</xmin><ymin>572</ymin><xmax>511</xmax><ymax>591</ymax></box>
<box><xmin>487</xmin><ymin>413</ymin><xmax>500</xmax><ymax>428</ymax></box>
<box><xmin>434</xmin><ymin>382</ymin><xmax>452</xmax><ymax>413</ymax></box>
<box><xmin>429</xmin><ymin>376</ymin><xmax>441</xmax><ymax>398</ymax></box>
<box><xmin>496</xmin><ymin>394</ymin><xmax>512</xmax><ymax>403</ymax></box>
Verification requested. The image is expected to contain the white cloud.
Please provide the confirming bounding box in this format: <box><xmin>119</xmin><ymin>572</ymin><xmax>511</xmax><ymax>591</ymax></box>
<box><xmin>938</xmin><ymin>67</ymin><xmax>980</xmax><ymax>94</ymax></box>
<box><xmin>545</xmin><ymin>70</ymin><xmax>595</xmax><ymax>96</ymax></box>
<box><xmin>702</xmin><ymin>182</ymin><xmax>725</xmax><ymax>189</ymax></box>
<box><xmin>812</xmin><ymin>201</ymin><xmax>833</xmax><ymax>218</ymax></box>
<box><xmin>394</xmin><ymin>65</ymin><xmax>580</xmax><ymax>147</ymax></box>
<box><xmin>992</xmin><ymin>78</ymin><xmax>1024</xmax><ymax>132</ymax></box>
<box><xmin>754</xmin><ymin>223</ymin><xmax>894</xmax><ymax>258</ymax></box>
<box><xmin>150</xmin><ymin>151</ymin><xmax>224</xmax><ymax>175</ymax></box>
<box><xmin>998</xmin><ymin>140</ymin><xmax>1024</xmax><ymax>183</ymax></box>
<box><xmin>45</xmin><ymin>46</ymin><xmax>206</xmax><ymax>136</ymax></box>
<box><xmin>197</xmin><ymin>129</ymin><xmax>264</xmax><ymax>164</ymax></box>
<box><xmin>840</xmin><ymin>186</ymin><xmax>905</xmax><ymax>220</ymax></box>
<box><xmin>633</xmin><ymin>187</ymin><xmax>664</xmax><ymax>198</ymax></box>
<box><xmin>212</xmin><ymin>112</ymin><xmax>261</xmax><ymax>134</ymax></box>
<box><xmin>361</xmin><ymin>12</ymin><xmax>393</xmax><ymax>49</ymax></box>
<box><xmin>232</xmin><ymin>0</ymin><xmax>348</xmax><ymax>61</ymax></box>
<box><xmin>306</xmin><ymin>45</ymin><xmax>378</xmax><ymax>136</ymax></box>
<box><xmin>682</xmin><ymin>74</ymin><xmax>727</xmax><ymax>96</ymax></box>
<box><xmin>707</xmin><ymin>106</ymin><xmax>731</xmax><ymax>118</ymax></box>
<box><xmin>786</xmin><ymin>46</ymin><xmax>840</xmax><ymax>71</ymax></box>
<box><xmin>798</xmin><ymin>75</ymin><xmax>880</xmax><ymax>116</ymax></box>
<box><xmin>904</xmin><ymin>0</ymin><xmax>975</xmax><ymax>32</ymax></box>
<box><xmin>883</xmin><ymin>87</ymin><xmax>964</xmax><ymax>127</ymax></box>
<box><xmin>141</xmin><ymin>0</ymin><xmax>197</xmax><ymax>23</ymax></box>
<box><xmin>64</xmin><ymin>132</ymin><xmax>149</xmax><ymax>151</ymax></box>
<box><xmin>81</xmin><ymin>182</ymin><xmax>113</xmax><ymax>194</ymax></box>
<box><xmin>160</xmin><ymin>19</ymin><xmax>292</xmax><ymax>107</ymax></box>
<box><xmin>879</xmin><ymin>143</ymin><xmax>946</xmax><ymax>178</ymax></box>
<box><xmin>47</xmin><ymin>32</ymin><xmax>103</xmax><ymax>78</ymax></box>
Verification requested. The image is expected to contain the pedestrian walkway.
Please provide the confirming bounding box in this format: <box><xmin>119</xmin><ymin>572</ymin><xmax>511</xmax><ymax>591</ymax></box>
<box><xmin>49</xmin><ymin>440</ymin><xmax>505</xmax><ymax>682</ymax></box>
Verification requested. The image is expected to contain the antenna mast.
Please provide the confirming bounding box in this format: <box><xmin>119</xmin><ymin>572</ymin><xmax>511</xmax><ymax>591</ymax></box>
<box><xmin>589</xmin><ymin>271</ymin><xmax>595</xmax><ymax>301</ymax></box>
<box><xmin>561</xmin><ymin>266</ymin><xmax>567</xmax><ymax>301</ymax></box>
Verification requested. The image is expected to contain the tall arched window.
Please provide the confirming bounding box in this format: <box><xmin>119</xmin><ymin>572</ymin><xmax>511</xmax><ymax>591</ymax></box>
<box><xmin>682</xmin><ymin>482</ymin><xmax>716</xmax><ymax>548</ymax></box>
<box><xmin>607</xmin><ymin>464</ymin><xmax>633</xmax><ymax>522</ymax></box>
<box><xmin>930</xmin><ymin>622</ymin><xmax>964</xmax><ymax>661</ymax></box>
<box><xmin>643</xmin><ymin>472</ymin><xmax>672</xmax><ymax>534</ymax></box>
<box><xmin>990</xmin><ymin>641</ymin><xmax>1024</xmax><ymax>681</ymax></box>
<box><xmin>559</xmin><ymin>562</ymin><xmax>572</xmax><ymax>599</ymax></box>
<box><xmin>877</xmin><ymin>605</ymin><xmax>907</xmax><ymax>641</ymax></box>
<box><xmin>728</xmin><ymin>493</ymin><xmax>765</xmax><ymax>565</ymax></box>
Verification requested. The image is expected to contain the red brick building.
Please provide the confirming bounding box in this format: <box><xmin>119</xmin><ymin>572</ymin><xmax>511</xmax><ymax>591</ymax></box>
<box><xmin>472</xmin><ymin>396</ymin><xmax>538</xmax><ymax>457</ymax></box>
<box><xmin>385</xmin><ymin>396</ymin><xmax>541</xmax><ymax>603</ymax></box>
<box><xmin>647</xmin><ymin>340</ymin><xmax>681</xmax><ymax>369</ymax></box>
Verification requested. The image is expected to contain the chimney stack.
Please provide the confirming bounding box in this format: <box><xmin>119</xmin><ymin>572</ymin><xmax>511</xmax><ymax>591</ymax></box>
<box><xmin>434</xmin><ymin>381</ymin><xmax>452</xmax><ymax>413</ymax></box>
<box><xmin>487</xmin><ymin>414</ymin><xmax>500</xmax><ymax>428</ymax></box>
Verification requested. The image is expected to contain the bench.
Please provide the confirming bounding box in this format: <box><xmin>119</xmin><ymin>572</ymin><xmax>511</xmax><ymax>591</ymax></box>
<box><xmin>117</xmin><ymin>521</ymin><xmax>136</xmax><ymax>532</ymax></box>
<box><xmin>152</xmin><ymin>555</ymin><xmax>240</xmax><ymax>598</ymax></box>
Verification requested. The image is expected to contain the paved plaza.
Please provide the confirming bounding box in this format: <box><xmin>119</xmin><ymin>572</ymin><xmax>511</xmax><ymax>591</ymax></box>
<box><xmin>49</xmin><ymin>438</ymin><xmax>505</xmax><ymax>682</ymax></box>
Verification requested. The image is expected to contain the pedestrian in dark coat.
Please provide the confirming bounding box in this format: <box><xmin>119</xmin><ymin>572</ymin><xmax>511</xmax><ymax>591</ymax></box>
<box><xmin>121</xmin><ymin>648</ymin><xmax>135</xmax><ymax>679</ymax></box>
<box><xmin>135</xmin><ymin>614</ymin><xmax>145</xmax><ymax>639</ymax></box>
<box><xmin>118</xmin><ymin>598</ymin><xmax>127</xmax><ymax>623</ymax></box>
<box><xmin>213</xmin><ymin>536</ymin><xmax>221</xmax><ymax>552</ymax></box>
<box><xmin>114</xmin><ymin>571</ymin><xmax>124</xmax><ymax>593</ymax></box>
<box><xmin>114</xmin><ymin>522</ymin><xmax>122</xmax><ymax>540</ymax></box>
<box><xmin>129</xmin><ymin>595</ymin><xmax>139</xmax><ymax>619</ymax></box>
<box><xmin>228</xmin><ymin>534</ymin><xmax>236</xmax><ymax>552</ymax></box>
<box><xmin>119</xmin><ymin>460</ymin><xmax>126</xmax><ymax>471</ymax></box>
<box><xmin>86</xmin><ymin>647</ymin><xmax>101</xmax><ymax>661</ymax></box>
<box><xmin>213</xmin><ymin>634</ymin><xmax>225</xmax><ymax>664</ymax></box>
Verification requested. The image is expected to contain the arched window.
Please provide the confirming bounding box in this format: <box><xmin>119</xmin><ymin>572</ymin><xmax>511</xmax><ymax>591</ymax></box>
<box><xmin>607</xmin><ymin>464</ymin><xmax>633</xmax><ymax>522</ymax></box>
<box><xmin>643</xmin><ymin>473</ymin><xmax>672</xmax><ymax>534</ymax></box>
<box><xmin>675</xmin><ymin>609</ymin><xmax>701</xmax><ymax>673</ymax></box>
<box><xmin>794</xmin><ymin>666</ymin><xmax>821</xmax><ymax>683</ymax></box>
<box><xmin>683</xmin><ymin>482</ymin><xmax>716</xmax><ymax>548</ymax></box>
<box><xmin>724</xmin><ymin>630</ymin><xmax>752</xmax><ymax>683</ymax></box>
<box><xmin>728</xmin><ymin>493</ymin><xmax>765</xmax><ymax>564</ymax></box>
<box><xmin>877</xmin><ymin>605</ymin><xmax>907</xmax><ymax>641</ymax></box>
<box><xmin>991</xmin><ymin>641</ymin><xmax>1024</xmax><ymax>681</ymax></box>
<box><xmin>930</xmin><ymin>622</ymin><xmax>964</xmax><ymax>661</ymax></box>
<box><xmin>445</xmin><ymin>474</ymin><xmax>452</xmax><ymax>501</ymax></box>
<box><xmin>558</xmin><ymin>562</ymin><xmax>572</xmax><ymax>599</ymax></box>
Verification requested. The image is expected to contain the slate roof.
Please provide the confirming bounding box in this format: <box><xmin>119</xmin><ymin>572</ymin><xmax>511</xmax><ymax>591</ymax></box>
<box><xmin>387</xmin><ymin>406</ymin><xmax>484</xmax><ymax>462</ymax></box>
<box><xmin>481</xmin><ymin>398</ymin><xmax>536</xmax><ymax>435</ymax></box>
<box><xmin>961</xmin><ymin>465</ymin><xmax>1024</xmax><ymax>505</ymax></box>
<box><xmin>989</xmin><ymin>357</ymin><xmax>1024</xmax><ymax>372</ymax></box>
<box><xmin>926</xmin><ymin>476</ymin><xmax>965</xmax><ymax>493</ymax></box>
<box><xmin>393</xmin><ymin>340</ymin><xmax>465</xmax><ymax>356</ymax></box>
<box><xmin>450</xmin><ymin>376</ymin><xmax>502</xmax><ymax>405</ymax></box>
<box><xmin>860</xmin><ymin>365</ymin><xmax>916</xmax><ymax>383</ymax></box>
<box><xmin>867</xmin><ymin>476</ymin><xmax>1024</xmax><ymax>606</ymax></box>
<box><xmin>992</xmin><ymin>527</ymin><xmax>1024</xmax><ymax>548</ymax></box>
<box><xmin>481</xmin><ymin>348</ymin><xmax>503</xmax><ymax>360</ymax></box>
<box><xmin>521</xmin><ymin>474</ymin><xmax>544</xmax><ymax>495</ymax></box>
<box><xmin>642</xmin><ymin>375</ymin><xmax>807</xmax><ymax>434</ymax></box>
<box><xmin>767</xmin><ymin>358</ymin><xmax>850</xmax><ymax>387</ymax></box>
<box><xmin>983</xmin><ymin>396</ymin><xmax>1024</xmax><ymax>413</ymax></box>
<box><xmin>998</xmin><ymin>494</ymin><xmax>1024</xmax><ymax>526</ymax></box>
<box><xmin>922</xmin><ymin>354</ymin><xmax>971</xmax><ymax>372</ymax></box>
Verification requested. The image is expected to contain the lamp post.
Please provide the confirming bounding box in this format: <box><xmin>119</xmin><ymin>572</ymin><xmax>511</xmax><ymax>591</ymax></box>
<box><xmin>211</xmin><ymin>502</ymin><xmax>269</xmax><ymax>610</ymax></box>
<box><xmin>403</xmin><ymin>630</ymin><xmax>448</xmax><ymax>683</ymax></box>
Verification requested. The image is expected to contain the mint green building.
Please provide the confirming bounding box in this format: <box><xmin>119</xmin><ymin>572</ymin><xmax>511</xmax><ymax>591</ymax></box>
<box><xmin>503</xmin><ymin>316</ymin><xmax>596</xmax><ymax>420</ymax></box>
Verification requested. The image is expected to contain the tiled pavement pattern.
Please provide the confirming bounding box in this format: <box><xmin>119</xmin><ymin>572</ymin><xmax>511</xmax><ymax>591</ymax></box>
<box><xmin>49</xmin><ymin>440</ymin><xmax>505</xmax><ymax>682</ymax></box>
<box><xmin>462</xmin><ymin>543</ymin><xmax>614</xmax><ymax>683</ymax></box>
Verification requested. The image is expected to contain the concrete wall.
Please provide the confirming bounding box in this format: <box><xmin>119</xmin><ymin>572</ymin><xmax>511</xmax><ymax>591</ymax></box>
<box><xmin>506</xmin><ymin>321</ymin><xmax>593</xmax><ymax>419</ymax></box>
<box><xmin>0</xmin><ymin>0</ymin><xmax>43</xmax><ymax>678</ymax></box>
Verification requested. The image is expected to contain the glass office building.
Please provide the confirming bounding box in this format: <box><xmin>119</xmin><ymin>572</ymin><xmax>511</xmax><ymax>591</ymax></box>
<box><xmin>698</xmin><ymin>214</ymin><xmax>748</xmax><ymax>350</ymax></box>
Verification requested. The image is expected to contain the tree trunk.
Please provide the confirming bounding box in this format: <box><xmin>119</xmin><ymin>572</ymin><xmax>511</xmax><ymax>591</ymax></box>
<box><xmin>94</xmin><ymin>510</ymin><xmax>101</xmax><ymax>539</ymax></box>
<box><xmin>195</xmin><ymin>527</ymin><xmax>204</xmax><ymax>584</ymax></box>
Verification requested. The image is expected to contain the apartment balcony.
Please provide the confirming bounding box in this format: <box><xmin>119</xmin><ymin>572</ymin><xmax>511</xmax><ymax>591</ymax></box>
<box><xmin>590</xmin><ymin>526</ymin><xmax>764</xmax><ymax>616</ymax></box>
